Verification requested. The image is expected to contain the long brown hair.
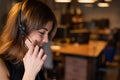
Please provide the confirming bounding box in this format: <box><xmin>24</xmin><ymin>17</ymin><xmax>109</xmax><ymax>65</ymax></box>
<box><xmin>0</xmin><ymin>0</ymin><xmax>57</xmax><ymax>61</ymax></box>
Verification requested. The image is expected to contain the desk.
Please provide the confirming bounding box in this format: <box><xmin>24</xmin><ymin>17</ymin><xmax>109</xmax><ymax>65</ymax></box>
<box><xmin>51</xmin><ymin>41</ymin><xmax>107</xmax><ymax>80</ymax></box>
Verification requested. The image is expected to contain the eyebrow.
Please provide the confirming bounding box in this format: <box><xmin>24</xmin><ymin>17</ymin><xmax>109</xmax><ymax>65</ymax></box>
<box><xmin>41</xmin><ymin>27</ymin><xmax>48</xmax><ymax>31</ymax></box>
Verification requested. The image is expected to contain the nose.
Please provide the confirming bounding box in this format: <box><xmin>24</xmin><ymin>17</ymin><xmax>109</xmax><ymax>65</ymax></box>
<box><xmin>42</xmin><ymin>35</ymin><xmax>49</xmax><ymax>44</ymax></box>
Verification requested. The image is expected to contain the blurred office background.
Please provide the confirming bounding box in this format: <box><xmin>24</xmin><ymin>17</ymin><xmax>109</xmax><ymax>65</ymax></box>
<box><xmin>1</xmin><ymin>0</ymin><xmax>120</xmax><ymax>80</ymax></box>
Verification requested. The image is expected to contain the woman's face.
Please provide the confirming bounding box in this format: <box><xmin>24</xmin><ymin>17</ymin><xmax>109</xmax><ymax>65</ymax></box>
<box><xmin>25</xmin><ymin>21</ymin><xmax>53</xmax><ymax>48</ymax></box>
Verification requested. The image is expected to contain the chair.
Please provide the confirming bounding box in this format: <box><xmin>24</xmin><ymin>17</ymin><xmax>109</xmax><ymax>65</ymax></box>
<box><xmin>98</xmin><ymin>39</ymin><xmax>118</xmax><ymax>80</ymax></box>
<box><xmin>97</xmin><ymin>28</ymin><xmax>120</xmax><ymax>80</ymax></box>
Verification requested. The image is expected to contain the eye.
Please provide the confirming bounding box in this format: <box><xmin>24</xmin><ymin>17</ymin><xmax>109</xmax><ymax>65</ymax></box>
<box><xmin>39</xmin><ymin>32</ymin><xmax>45</xmax><ymax>35</ymax></box>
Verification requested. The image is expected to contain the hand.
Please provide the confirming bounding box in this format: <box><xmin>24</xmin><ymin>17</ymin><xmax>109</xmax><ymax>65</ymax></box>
<box><xmin>23</xmin><ymin>44</ymin><xmax>47</xmax><ymax>79</ymax></box>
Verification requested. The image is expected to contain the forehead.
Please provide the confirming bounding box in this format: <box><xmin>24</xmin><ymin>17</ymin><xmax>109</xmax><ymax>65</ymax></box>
<box><xmin>40</xmin><ymin>21</ymin><xmax>53</xmax><ymax>32</ymax></box>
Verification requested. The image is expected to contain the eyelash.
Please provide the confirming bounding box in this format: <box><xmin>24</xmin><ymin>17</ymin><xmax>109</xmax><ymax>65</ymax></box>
<box><xmin>39</xmin><ymin>32</ymin><xmax>45</xmax><ymax>35</ymax></box>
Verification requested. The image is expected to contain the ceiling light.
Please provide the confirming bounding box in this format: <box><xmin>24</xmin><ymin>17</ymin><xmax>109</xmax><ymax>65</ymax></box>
<box><xmin>77</xmin><ymin>0</ymin><xmax>96</xmax><ymax>3</ymax></box>
<box><xmin>55</xmin><ymin>0</ymin><xmax>72</xmax><ymax>3</ymax></box>
<box><xmin>105</xmin><ymin>0</ymin><xmax>112</xmax><ymax>2</ymax></box>
<box><xmin>97</xmin><ymin>2</ymin><xmax>109</xmax><ymax>7</ymax></box>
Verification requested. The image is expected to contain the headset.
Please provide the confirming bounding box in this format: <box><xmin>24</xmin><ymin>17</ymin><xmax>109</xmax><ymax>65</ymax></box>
<box><xmin>18</xmin><ymin>6</ymin><xmax>26</xmax><ymax>36</ymax></box>
<box><xmin>18</xmin><ymin>3</ymin><xmax>32</xmax><ymax>43</ymax></box>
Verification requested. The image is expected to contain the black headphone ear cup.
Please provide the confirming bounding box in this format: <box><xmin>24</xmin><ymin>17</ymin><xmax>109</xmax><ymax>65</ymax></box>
<box><xmin>18</xmin><ymin>7</ymin><xmax>26</xmax><ymax>35</ymax></box>
<box><xmin>18</xmin><ymin>25</ymin><xmax>26</xmax><ymax>35</ymax></box>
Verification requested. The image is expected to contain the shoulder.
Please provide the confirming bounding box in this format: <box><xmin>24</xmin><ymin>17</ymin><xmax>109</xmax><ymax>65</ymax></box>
<box><xmin>0</xmin><ymin>58</ymin><xmax>10</xmax><ymax>80</ymax></box>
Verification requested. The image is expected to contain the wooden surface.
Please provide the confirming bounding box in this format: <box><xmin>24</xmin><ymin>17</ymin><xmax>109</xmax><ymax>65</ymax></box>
<box><xmin>70</xmin><ymin>29</ymin><xmax>111</xmax><ymax>35</ymax></box>
<box><xmin>51</xmin><ymin>40</ymin><xmax>107</xmax><ymax>57</ymax></box>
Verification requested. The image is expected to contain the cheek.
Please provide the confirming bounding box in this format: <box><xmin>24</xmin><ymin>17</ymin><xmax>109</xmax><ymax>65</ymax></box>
<box><xmin>31</xmin><ymin>35</ymin><xmax>42</xmax><ymax>42</ymax></box>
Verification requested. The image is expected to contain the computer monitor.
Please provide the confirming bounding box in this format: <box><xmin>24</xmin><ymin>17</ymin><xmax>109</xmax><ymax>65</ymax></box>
<box><xmin>53</xmin><ymin>25</ymin><xmax>67</xmax><ymax>42</ymax></box>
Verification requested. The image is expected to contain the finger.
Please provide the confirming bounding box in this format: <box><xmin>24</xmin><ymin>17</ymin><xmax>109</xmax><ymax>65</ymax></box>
<box><xmin>27</xmin><ymin>44</ymin><xmax>34</xmax><ymax>55</ymax></box>
<box><xmin>26</xmin><ymin>40</ymin><xmax>37</xmax><ymax>55</ymax></box>
<box><xmin>38</xmin><ymin>48</ymin><xmax>44</xmax><ymax>58</ymax></box>
<box><xmin>33</xmin><ymin>45</ymin><xmax>39</xmax><ymax>57</ymax></box>
<box><xmin>41</xmin><ymin>54</ymin><xmax>47</xmax><ymax>62</ymax></box>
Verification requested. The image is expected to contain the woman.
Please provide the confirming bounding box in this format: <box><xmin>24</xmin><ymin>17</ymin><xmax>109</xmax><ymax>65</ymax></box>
<box><xmin>0</xmin><ymin>0</ymin><xmax>57</xmax><ymax>80</ymax></box>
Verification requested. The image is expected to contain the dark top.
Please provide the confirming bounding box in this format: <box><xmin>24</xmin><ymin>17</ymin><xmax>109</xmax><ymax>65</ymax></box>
<box><xmin>4</xmin><ymin>60</ymin><xmax>46</xmax><ymax>80</ymax></box>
